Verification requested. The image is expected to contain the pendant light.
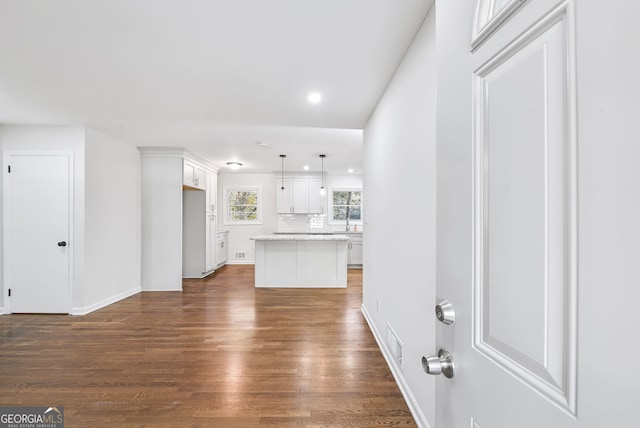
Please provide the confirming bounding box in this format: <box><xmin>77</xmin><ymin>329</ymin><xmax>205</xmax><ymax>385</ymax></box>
<box><xmin>319</xmin><ymin>154</ymin><xmax>326</xmax><ymax>196</ymax></box>
<box><xmin>280</xmin><ymin>155</ymin><xmax>286</xmax><ymax>190</ymax></box>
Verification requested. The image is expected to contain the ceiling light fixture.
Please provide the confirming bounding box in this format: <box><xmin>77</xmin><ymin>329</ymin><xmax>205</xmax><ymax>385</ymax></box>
<box><xmin>308</xmin><ymin>92</ymin><xmax>322</xmax><ymax>103</ymax></box>
<box><xmin>280</xmin><ymin>155</ymin><xmax>286</xmax><ymax>190</ymax></box>
<box><xmin>348</xmin><ymin>168</ymin><xmax>354</xmax><ymax>173</ymax></box>
<box><xmin>319</xmin><ymin>154</ymin><xmax>326</xmax><ymax>196</ymax></box>
<box><xmin>303</xmin><ymin>165</ymin><xmax>309</xmax><ymax>171</ymax></box>
<box><xmin>226</xmin><ymin>162</ymin><xmax>242</xmax><ymax>170</ymax></box>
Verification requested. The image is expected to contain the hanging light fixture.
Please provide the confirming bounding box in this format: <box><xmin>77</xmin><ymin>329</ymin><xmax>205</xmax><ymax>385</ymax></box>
<box><xmin>280</xmin><ymin>155</ymin><xmax>286</xmax><ymax>190</ymax></box>
<box><xmin>319</xmin><ymin>154</ymin><xmax>326</xmax><ymax>196</ymax></box>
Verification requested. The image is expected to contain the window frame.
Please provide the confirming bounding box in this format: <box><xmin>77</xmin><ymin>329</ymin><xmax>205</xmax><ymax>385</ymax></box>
<box><xmin>328</xmin><ymin>188</ymin><xmax>363</xmax><ymax>225</ymax></box>
<box><xmin>223</xmin><ymin>186</ymin><xmax>263</xmax><ymax>225</ymax></box>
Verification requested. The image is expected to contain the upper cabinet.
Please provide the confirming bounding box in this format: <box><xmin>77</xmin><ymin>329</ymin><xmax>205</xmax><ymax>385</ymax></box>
<box><xmin>307</xmin><ymin>178</ymin><xmax>324</xmax><ymax>214</ymax></box>
<box><xmin>206</xmin><ymin>171</ymin><xmax>217</xmax><ymax>213</ymax></box>
<box><xmin>276</xmin><ymin>177</ymin><xmax>325</xmax><ymax>214</ymax></box>
<box><xmin>183</xmin><ymin>159</ymin><xmax>205</xmax><ymax>189</ymax></box>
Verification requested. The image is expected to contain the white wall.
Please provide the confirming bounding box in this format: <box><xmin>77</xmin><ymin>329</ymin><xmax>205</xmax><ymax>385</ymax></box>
<box><xmin>140</xmin><ymin>152</ymin><xmax>183</xmax><ymax>290</ymax></box>
<box><xmin>362</xmin><ymin>8</ymin><xmax>436</xmax><ymax>428</ymax></box>
<box><xmin>83</xmin><ymin>128</ymin><xmax>141</xmax><ymax>312</ymax></box>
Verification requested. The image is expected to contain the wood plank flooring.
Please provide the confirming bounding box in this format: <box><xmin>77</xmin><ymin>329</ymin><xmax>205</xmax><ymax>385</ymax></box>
<box><xmin>0</xmin><ymin>265</ymin><xmax>416</xmax><ymax>427</ymax></box>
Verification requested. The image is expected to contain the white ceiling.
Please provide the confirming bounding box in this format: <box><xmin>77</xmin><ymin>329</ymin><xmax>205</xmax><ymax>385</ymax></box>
<box><xmin>0</xmin><ymin>0</ymin><xmax>432</xmax><ymax>174</ymax></box>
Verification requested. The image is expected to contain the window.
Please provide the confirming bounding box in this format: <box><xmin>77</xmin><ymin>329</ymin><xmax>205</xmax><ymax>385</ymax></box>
<box><xmin>224</xmin><ymin>187</ymin><xmax>262</xmax><ymax>225</ymax></box>
<box><xmin>330</xmin><ymin>189</ymin><xmax>362</xmax><ymax>224</ymax></box>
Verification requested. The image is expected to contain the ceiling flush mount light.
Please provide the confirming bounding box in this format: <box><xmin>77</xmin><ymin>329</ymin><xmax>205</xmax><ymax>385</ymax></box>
<box><xmin>348</xmin><ymin>168</ymin><xmax>354</xmax><ymax>173</ymax></box>
<box><xmin>319</xmin><ymin>154</ymin><xmax>326</xmax><ymax>196</ymax></box>
<box><xmin>256</xmin><ymin>141</ymin><xmax>268</xmax><ymax>147</ymax></box>
<box><xmin>303</xmin><ymin>165</ymin><xmax>310</xmax><ymax>171</ymax></box>
<box><xmin>280</xmin><ymin>155</ymin><xmax>286</xmax><ymax>190</ymax></box>
<box><xmin>308</xmin><ymin>92</ymin><xmax>322</xmax><ymax>104</ymax></box>
<box><xmin>226</xmin><ymin>162</ymin><xmax>242</xmax><ymax>170</ymax></box>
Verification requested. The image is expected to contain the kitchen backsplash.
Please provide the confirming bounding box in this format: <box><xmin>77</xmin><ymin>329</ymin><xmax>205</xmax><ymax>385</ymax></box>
<box><xmin>277</xmin><ymin>214</ymin><xmax>363</xmax><ymax>233</ymax></box>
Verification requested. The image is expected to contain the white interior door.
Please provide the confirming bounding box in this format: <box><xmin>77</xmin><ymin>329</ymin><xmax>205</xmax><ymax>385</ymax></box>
<box><xmin>4</xmin><ymin>153</ymin><xmax>71</xmax><ymax>313</ymax></box>
<box><xmin>434</xmin><ymin>0</ymin><xmax>640</xmax><ymax>426</ymax></box>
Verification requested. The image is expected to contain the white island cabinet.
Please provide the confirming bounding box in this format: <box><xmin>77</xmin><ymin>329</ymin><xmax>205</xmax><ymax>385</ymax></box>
<box><xmin>251</xmin><ymin>234</ymin><xmax>349</xmax><ymax>288</ymax></box>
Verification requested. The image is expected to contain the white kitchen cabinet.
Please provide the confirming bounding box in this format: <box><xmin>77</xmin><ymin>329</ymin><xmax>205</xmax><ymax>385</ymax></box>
<box><xmin>184</xmin><ymin>159</ymin><xmax>217</xmax><ymax>276</ymax></box>
<box><xmin>291</xmin><ymin>179</ymin><xmax>309</xmax><ymax>213</ymax></box>
<box><xmin>205</xmin><ymin>212</ymin><xmax>217</xmax><ymax>272</ymax></box>
<box><xmin>276</xmin><ymin>177</ymin><xmax>326</xmax><ymax>214</ymax></box>
<box><xmin>216</xmin><ymin>231</ymin><xmax>228</xmax><ymax>268</ymax></box>
<box><xmin>252</xmin><ymin>235</ymin><xmax>349</xmax><ymax>288</ymax></box>
<box><xmin>347</xmin><ymin>233</ymin><xmax>363</xmax><ymax>268</ymax></box>
<box><xmin>140</xmin><ymin>147</ymin><xmax>218</xmax><ymax>288</ymax></box>
<box><xmin>206</xmin><ymin>170</ymin><xmax>217</xmax><ymax>213</ymax></box>
<box><xmin>183</xmin><ymin>159</ymin><xmax>205</xmax><ymax>189</ymax></box>
<box><xmin>308</xmin><ymin>178</ymin><xmax>324</xmax><ymax>214</ymax></box>
<box><xmin>276</xmin><ymin>179</ymin><xmax>292</xmax><ymax>213</ymax></box>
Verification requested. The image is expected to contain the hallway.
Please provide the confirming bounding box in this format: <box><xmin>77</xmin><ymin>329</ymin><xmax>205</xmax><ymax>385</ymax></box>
<box><xmin>0</xmin><ymin>265</ymin><xmax>416</xmax><ymax>427</ymax></box>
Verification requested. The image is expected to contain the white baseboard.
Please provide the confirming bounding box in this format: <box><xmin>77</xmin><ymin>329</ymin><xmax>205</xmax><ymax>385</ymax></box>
<box><xmin>225</xmin><ymin>260</ymin><xmax>255</xmax><ymax>265</ymax></box>
<box><xmin>70</xmin><ymin>286</ymin><xmax>141</xmax><ymax>315</ymax></box>
<box><xmin>361</xmin><ymin>305</ymin><xmax>431</xmax><ymax>428</ymax></box>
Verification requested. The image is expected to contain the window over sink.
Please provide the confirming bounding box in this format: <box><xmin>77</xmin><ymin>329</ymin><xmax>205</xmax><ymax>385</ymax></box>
<box><xmin>330</xmin><ymin>189</ymin><xmax>362</xmax><ymax>225</ymax></box>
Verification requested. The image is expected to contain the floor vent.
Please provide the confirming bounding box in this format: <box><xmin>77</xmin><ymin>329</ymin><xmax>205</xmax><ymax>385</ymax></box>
<box><xmin>235</xmin><ymin>251</ymin><xmax>246</xmax><ymax>259</ymax></box>
<box><xmin>386</xmin><ymin>324</ymin><xmax>403</xmax><ymax>370</ymax></box>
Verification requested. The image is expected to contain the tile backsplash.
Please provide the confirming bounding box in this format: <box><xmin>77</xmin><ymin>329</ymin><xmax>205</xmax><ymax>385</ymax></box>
<box><xmin>277</xmin><ymin>214</ymin><xmax>363</xmax><ymax>233</ymax></box>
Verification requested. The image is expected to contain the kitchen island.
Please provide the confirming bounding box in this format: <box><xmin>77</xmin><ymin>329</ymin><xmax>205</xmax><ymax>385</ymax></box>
<box><xmin>251</xmin><ymin>234</ymin><xmax>349</xmax><ymax>288</ymax></box>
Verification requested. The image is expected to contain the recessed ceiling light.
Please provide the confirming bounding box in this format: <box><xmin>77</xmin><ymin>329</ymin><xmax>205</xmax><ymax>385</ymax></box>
<box><xmin>348</xmin><ymin>168</ymin><xmax>354</xmax><ymax>173</ymax></box>
<box><xmin>226</xmin><ymin>162</ymin><xmax>242</xmax><ymax>170</ymax></box>
<box><xmin>256</xmin><ymin>141</ymin><xmax>268</xmax><ymax>147</ymax></box>
<box><xmin>303</xmin><ymin>165</ymin><xmax>310</xmax><ymax>171</ymax></box>
<box><xmin>308</xmin><ymin>92</ymin><xmax>322</xmax><ymax>103</ymax></box>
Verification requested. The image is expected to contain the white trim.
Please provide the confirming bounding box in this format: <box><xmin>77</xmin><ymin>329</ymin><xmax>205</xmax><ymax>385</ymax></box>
<box><xmin>71</xmin><ymin>286</ymin><xmax>141</xmax><ymax>315</ymax></box>
<box><xmin>226</xmin><ymin>260</ymin><xmax>255</xmax><ymax>265</ymax></box>
<box><xmin>471</xmin><ymin>0</ymin><xmax>529</xmax><ymax>51</ymax></box>
<box><xmin>361</xmin><ymin>305</ymin><xmax>432</xmax><ymax>428</ymax></box>
<box><xmin>138</xmin><ymin>146</ymin><xmax>218</xmax><ymax>173</ymax></box>
<box><xmin>223</xmin><ymin>186</ymin><xmax>263</xmax><ymax>225</ymax></box>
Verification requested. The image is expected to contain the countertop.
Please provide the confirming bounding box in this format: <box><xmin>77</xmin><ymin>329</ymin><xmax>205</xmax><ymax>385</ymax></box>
<box><xmin>274</xmin><ymin>231</ymin><xmax>363</xmax><ymax>235</ymax></box>
<box><xmin>251</xmin><ymin>234</ymin><xmax>351</xmax><ymax>241</ymax></box>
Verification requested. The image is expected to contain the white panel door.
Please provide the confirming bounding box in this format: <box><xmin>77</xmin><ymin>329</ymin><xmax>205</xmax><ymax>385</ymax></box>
<box><xmin>435</xmin><ymin>0</ymin><xmax>640</xmax><ymax>426</ymax></box>
<box><xmin>4</xmin><ymin>154</ymin><xmax>71</xmax><ymax>313</ymax></box>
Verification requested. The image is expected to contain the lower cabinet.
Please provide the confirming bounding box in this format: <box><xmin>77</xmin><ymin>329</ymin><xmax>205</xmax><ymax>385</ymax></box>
<box><xmin>216</xmin><ymin>231</ymin><xmax>229</xmax><ymax>268</ymax></box>
<box><xmin>347</xmin><ymin>233</ymin><xmax>363</xmax><ymax>268</ymax></box>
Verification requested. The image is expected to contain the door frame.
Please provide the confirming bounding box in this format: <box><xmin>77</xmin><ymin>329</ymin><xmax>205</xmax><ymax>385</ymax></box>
<box><xmin>2</xmin><ymin>151</ymin><xmax>75</xmax><ymax>314</ymax></box>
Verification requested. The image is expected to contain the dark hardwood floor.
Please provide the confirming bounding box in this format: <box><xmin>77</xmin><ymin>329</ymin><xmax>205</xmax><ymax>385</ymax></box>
<box><xmin>0</xmin><ymin>265</ymin><xmax>416</xmax><ymax>427</ymax></box>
